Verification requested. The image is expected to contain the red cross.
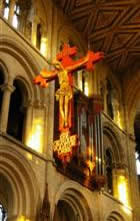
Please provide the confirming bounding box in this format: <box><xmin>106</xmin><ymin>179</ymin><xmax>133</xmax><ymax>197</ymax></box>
<box><xmin>56</xmin><ymin>43</ymin><xmax>77</xmax><ymax>68</ymax></box>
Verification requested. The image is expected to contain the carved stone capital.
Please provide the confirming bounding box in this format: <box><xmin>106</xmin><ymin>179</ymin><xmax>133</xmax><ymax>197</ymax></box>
<box><xmin>0</xmin><ymin>83</ymin><xmax>15</xmax><ymax>93</ymax></box>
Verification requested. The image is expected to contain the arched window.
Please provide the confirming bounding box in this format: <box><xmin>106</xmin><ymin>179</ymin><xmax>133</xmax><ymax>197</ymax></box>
<box><xmin>54</xmin><ymin>200</ymin><xmax>78</xmax><ymax>221</ymax></box>
<box><xmin>105</xmin><ymin>148</ymin><xmax>113</xmax><ymax>194</ymax></box>
<box><xmin>12</xmin><ymin>1</ymin><xmax>21</xmax><ymax>29</ymax></box>
<box><xmin>36</xmin><ymin>23</ymin><xmax>42</xmax><ymax>50</ymax></box>
<box><xmin>7</xmin><ymin>79</ymin><xmax>26</xmax><ymax>141</ymax></box>
<box><xmin>0</xmin><ymin>204</ymin><xmax>7</xmax><ymax>221</ymax></box>
<box><xmin>3</xmin><ymin>0</ymin><xmax>10</xmax><ymax>20</ymax></box>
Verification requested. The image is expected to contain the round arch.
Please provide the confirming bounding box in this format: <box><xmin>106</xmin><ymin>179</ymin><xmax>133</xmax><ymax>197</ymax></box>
<box><xmin>0</xmin><ymin>59</ymin><xmax>9</xmax><ymax>84</ymax></box>
<box><xmin>126</xmin><ymin>86</ymin><xmax>140</xmax><ymax>134</ymax></box>
<box><xmin>105</xmin><ymin>211</ymin><xmax>125</xmax><ymax>221</ymax></box>
<box><xmin>0</xmin><ymin>35</ymin><xmax>44</xmax><ymax>104</ymax></box>
<box><xmin>0</xmin><ymin>145</ymin><xmax>40</xmax><ymax>219</ymax></box>
<box><xmin>103</xmin><ymin>122</ymin><xmax>125</xmax><ymax>165</ymax></box>
<box><xmin>13</xmin><ymin>76</ymin><xmax>32</xmax><ymax>107</ymax></box>
<box><xmin>123</xmin><ymin>68</ymin><xmax>140</xmax><ymax>133</ymax></box>
<box><xmin>52</xmin><ymin>180</ymin><xmax>93</xmax><ymax>221</ymax></box>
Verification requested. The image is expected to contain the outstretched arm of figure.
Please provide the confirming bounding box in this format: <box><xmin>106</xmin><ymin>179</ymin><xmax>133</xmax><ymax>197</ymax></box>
<box><xmin>34</xmin><ymin>69</ymin><xmax>57</xmax><ymax>88</ymax></box>
<box><xmin>66</xmin><ymin>56</ymin><xmax>88</xmax><ymax>72</ymax></box>
<box><xmin>65</xmin><ymin>51</ymin><xmax>104</xmax><ymax>72</ymax></box>
<box><xmin>86</xmin><ymin>51</ymin><xmax>104</xmax><ymax>71</ymax></box>
<box><xmin>40</xmin><ymin>69</ymin><xmax>57</xmax><ymax>79</ymax></box>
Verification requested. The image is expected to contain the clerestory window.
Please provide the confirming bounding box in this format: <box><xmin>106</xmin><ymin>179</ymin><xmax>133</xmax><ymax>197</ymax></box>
<box><xmin>3</xmin><ymin>0</ymin><xmax>10</xmax><ymax>19</ymax></box>
<box><xmin>0</xmin><ymin>204</ymin><xmax>7</xmax><ymax>221</ymax></box>
<box><xmin>12</xmin><ymin>1</ymin><xmax>20</xmax><ymax>28</ymax></box>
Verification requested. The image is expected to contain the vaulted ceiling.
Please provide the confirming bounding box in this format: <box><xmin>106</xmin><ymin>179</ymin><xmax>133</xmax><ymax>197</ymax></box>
<box><xmin>53</xmin><ymin>0</ymin><xmax>140</xmax><ymax>76</ymax></box>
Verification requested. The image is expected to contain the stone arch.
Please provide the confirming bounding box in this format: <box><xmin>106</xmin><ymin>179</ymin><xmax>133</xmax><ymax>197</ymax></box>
<box><xmin>0</xmin><ymin>145</ymin><xmax>40</xmax><ymax>220</ymax></box>
<box><xmin>126</xmin><ymin>84</ymin><xmax>140</xmax><ymax>134</ymax></box>
<box><xmin>0</xmin><ymin>35</ymin><xmax>44</xmax><ymax>104</ymax></box>
<box><xmin>7</xmin><ymin>77</ymin><xmax>29</xmax><ymax>141</ymax></box>
<box><xmin>0</xmin><ymin>59</ymin><xmax>9</xmax><ymax>84</ymax></box>
<box><xmin>103</xmin><ymin>122</ymin><xmax>127</xmax><ymax>197</ymax></box>
<box><xmin>106</xmin><ymin>211</ymin><xmax>125</xmax><ymax>221</ymax></box>
<box><xmin>53</xmin><ymin>180</ymin><xmax>93</xmax><ymax>221</ymax></box>
<box><xmin>103</xmin><ymin>122</ymin><xmax>125</xmax><ymax>166</ymax></box>
<box><xmin>123</xmin><ymin>68</ymin><xmax>140</xmax><ymax>133</ymax></box>
<box><xmin>13</xmin><ymin>76</ymin><xmax>32</xmax><ymax>106</ymax></box>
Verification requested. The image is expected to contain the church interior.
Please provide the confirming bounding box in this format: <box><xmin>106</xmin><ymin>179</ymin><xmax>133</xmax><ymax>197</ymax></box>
<box><xmin>0</xmin><ymin>0</ymin><xmax>140</xmax><ymax>220</ymax></box>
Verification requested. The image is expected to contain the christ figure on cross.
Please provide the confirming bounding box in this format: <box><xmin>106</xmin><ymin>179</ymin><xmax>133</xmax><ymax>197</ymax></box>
<box><xmin>34</xmin><ymin>43</ymin><xmax>104</xmax><ymax>132</ymax></box>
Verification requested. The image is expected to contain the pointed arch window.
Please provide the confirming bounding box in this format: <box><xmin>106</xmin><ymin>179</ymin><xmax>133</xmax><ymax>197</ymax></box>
<box><xmin>3</xmin><ymin>0</ymin><xmax>10</xmax><ymax>20</ymax></box>
<box><xmin>12</xmin><ymin>1</ymin><xmax>20</xmax><ymax>29</ymax></box>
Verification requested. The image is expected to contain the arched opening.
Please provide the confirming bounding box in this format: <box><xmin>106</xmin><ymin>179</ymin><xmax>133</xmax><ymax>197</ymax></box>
<box><xmin>0</xmin><ymin>173</ymin><xmax>14</xmax><ymax>220</ymax></box>
<box><xmin>53</xmin><ymin>200</ymin><xmax>76</xmax><ymax>221</ymax></box>
<box><xmin>3</xmin><ymin>0</ymin><xmax>10</xmax><ymax>20</ymax></box>
<box><xmin>103</xmin><ymin>126</ymin><xmax>123</xmax><ymax>197</ymax></box>
<box><xmin>0</xmin><ymin>148</ymin><xmax>39</xmax><ymax>219</ymax></box>
<box><xmin>106</xmin><ymin>211</ymin><xmax>125</xmax><ymax>221</ymax></box>
<box><xmin>54</xmin><ymin>183</ymin><xmax>92</xmax><ymax>221</ymax></box>
<box><xmin>7</xmin><ymin>79</ymin><xmax>27</xmax><ymax>141</ymax></box>
<box><xmin>12</xmin><ymin>1</ymin><xmax>21</xmax><ymax>29</ymax></box>
<box><xmin>0</xmin><ymin>69</ymin><xmax>4</xmax><ymax>85</ymax></box>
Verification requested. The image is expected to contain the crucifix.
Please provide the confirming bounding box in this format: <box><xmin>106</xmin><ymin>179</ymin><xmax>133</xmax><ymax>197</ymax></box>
<box><xmin>34</xmin><ymin>43</ymin><xmax>104</xmax><ymax>164</ymax></box>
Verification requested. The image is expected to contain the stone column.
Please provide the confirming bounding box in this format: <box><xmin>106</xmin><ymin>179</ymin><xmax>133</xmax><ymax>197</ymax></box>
<box><xmin>23</xmin><ymin>100</ymin><xmax>33</xmax><ymax>144</ymax></box>
<box><xmin>103</xmin><ymin>80</ymin><xmax>108</xmax><ymax>113</ymax></box>
<box><xmin>8</xmin><ymin>0</ymin><xmax>16</xmax><ymax>25</ymax></box>
<box><xmin>112</xmin><ymin>98</ymin><xmax>119</xmax><ymax>122</ymax></box>
<box><xmin>0</xmin><ymin>83</ymin><xmax>15</xmax><ymax>133</ymax></box>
